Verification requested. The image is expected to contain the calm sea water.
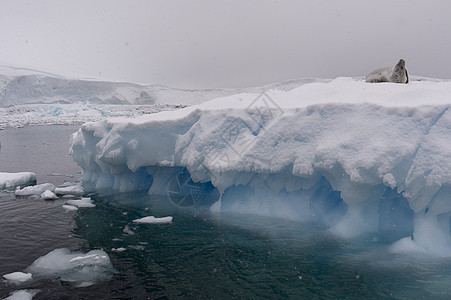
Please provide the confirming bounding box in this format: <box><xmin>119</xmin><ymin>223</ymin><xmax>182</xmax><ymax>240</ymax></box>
<box><xmin>2</xmin><ymin>126</ymin><xmax>451</xmax><ymax>299</ymax></box>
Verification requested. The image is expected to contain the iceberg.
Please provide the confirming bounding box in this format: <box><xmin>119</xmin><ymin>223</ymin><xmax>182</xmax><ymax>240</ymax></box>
<box><xmin>70</xmin><ymin>77</ymin><xmax>451</xmax><ymax>255</ymax></box>
<box><xmin>0</xmin><ymin>172</ymin><xmax>36</xmax><ymax>190</ymax></box>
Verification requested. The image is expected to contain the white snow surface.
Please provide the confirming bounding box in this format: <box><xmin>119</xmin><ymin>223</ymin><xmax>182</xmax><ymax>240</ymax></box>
<box><xmin>70</xmin><ymin>77</ymin><xmax>451</xmax><ymax>255</ymax></box>
<box><xmin>0</xmin><ymin>172</ymin><xmax>36</xmax><ymax>189</ymax></box>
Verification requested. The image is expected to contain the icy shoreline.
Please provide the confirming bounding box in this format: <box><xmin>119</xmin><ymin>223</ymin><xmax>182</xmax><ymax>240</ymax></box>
<box><xmin>69</xmin><ymin>77</ymin><xmax>451</xmax><ymax>255</ymax></box>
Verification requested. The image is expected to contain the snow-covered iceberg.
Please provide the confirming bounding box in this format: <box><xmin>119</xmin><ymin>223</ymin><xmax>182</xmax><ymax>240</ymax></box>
<box><xmin>70</xmin><ymin>77</ymin><xmax>451</xmax><ymax>255</ymax></box>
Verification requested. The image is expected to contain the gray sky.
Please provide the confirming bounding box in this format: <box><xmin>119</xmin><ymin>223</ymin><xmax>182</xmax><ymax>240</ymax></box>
<box><xmin>1</xmin><ymin>0</ymin><xmax>450</xmax><ymax>88</ymax></box>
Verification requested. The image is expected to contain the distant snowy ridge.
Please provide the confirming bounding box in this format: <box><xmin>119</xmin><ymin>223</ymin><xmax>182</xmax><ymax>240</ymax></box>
<box><xmin>0</xmin><ymin>65</ymin><xmax>333</xmax><ymax>107</ymax></box>
<box><xmin>70</xmin><ymin>77</ymin><xmax>451</xmax><ymax>255</ymax></box>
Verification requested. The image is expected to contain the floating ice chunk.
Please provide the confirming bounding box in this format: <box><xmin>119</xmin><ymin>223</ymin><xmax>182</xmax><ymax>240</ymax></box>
<box><xmin>65</xmin><ymin>197</ymin><xmax>95</xmax><ymax>208</ymax></box>
<box><xmin>0</xmin><ymin>172</ymin><xmax>36</xmax><ymax>189</ymax></box>
<box><xmin>26</xmin><ymin>248</ymin><xmax>115</xmax><ymax>287</ymax></box>
<box><xmin>3</xmin><ymin>271</ymin><xmax>32</xmax><ymax>283</ymax></box>
<box><xmin>123</xmin><ymin>225</ymin><xmax>135</xmax><ymax>235</ymax></box>
<box><xmin>54</xmin><ymin>184</ymin><xmax>84</xmax><ymax>196</ymax></box>
<box><xmin>111</xmin><ymin>247</ymin><xmax>127</xmax><ymax>252</ymax></box>
<box><xmin>15</xmin><ymin>183</ymin><xmax>56</xmax><ymax>196</ymax></box>
<box><xmin>133</xmin><ymin>216</ymin><xmax>173</xmax><ymax>224</ymax></box>
<box><xmin>62</xmin><ymin>204</ymin><xmax>78</xmax><ymax>211</ymax></box>
<box><xmin>40</xmin><ymin>189</ymin><xmax>58</xmax><ymax>200</ymax></box>
<box><xmin>4</xmin><ymin>289</ymin><xmax>39</xmax><ymax>300</ymax></box>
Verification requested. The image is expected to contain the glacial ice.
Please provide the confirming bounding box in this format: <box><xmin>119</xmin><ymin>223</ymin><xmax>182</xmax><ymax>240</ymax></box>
<box><xmin>0</xmin><ymin>172</ymin><xmax>36</xmax><ymax>190</ymax></box>
<box><xmin>3</xmin><ymin>272</ymin><xmax>32</xmax><ymax>283</ymax></box>
<box><xmin>65</xmin><ymin>197</ymin><xmax>95</xmax><ymax>208</ymax></box>
<box><xmin>54</xmin><ymin>184</ymin><xmax>84</xmax><ymax>196</ymax></box>
<box><xmin>15</xmin><ymin>183</ymin><xmax>56</xmax><ymax>196</ymax></box>
<box><xmin>62</xmin><ymin>204</ymin><xmax>79</xmax><ymax>211</ymax></box>
<box><xmin>70</xmin><ymin>77</ymin><xmax>451</xmax><ymax>255</ymax></box>
<box><xmin>133</xmin><ymin>216</ymin><xmax>173</xmax><ymax>224</ymax></box>
<box><xmin>40</xmin><ymin>190</ymin><xmax>58</xmax><ymax>200</ymax></box>
<box><xmin>4</xmin><ymin>289</ymin><xmax>39</xmax><ymax>300</ymax></box>
<box><xmin>25</xmin><ymin>248</ymin><xmax>115</xmax><ymax>287</ymax></box>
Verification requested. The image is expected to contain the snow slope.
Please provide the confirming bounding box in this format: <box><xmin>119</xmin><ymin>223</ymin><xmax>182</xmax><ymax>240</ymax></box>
<box><xmin>70</xmin><ymin>77</ymin><xmax>451</xmax><ymax>255</ymax></box>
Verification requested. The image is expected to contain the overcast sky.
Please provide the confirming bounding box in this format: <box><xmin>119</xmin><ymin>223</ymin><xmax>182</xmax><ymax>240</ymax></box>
<box><xmin>1</xmin><ymin>0</ymin><xmax>450</xmax><ymax>88</ymax></box>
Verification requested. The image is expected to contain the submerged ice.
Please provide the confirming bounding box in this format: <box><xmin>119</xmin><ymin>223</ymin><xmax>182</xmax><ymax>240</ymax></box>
<box><xmin>70</xmin><ymin>77</ymin><xmax>451</xmax><ymax>255</ymax></box>
<box><xmin>25</xmin><ymin>248</ymin><xmax>114</xmax><ymax>287</ymax></box>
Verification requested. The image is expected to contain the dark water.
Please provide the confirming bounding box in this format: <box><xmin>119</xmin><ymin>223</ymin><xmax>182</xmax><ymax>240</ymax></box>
<box><xmin>2</xmin><ymin>126</ymin><xmax>451</xmax><ymax>299</ymax></box>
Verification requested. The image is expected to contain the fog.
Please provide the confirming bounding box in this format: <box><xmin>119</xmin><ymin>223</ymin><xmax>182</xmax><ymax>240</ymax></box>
<box><xmin>1</xmin><ymin>0</ymin><xmax>450</xmax><ymax>88</ymax></box>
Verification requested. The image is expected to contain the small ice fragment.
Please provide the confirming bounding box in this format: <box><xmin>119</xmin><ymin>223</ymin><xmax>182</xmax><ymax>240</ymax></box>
<box><xmin>41</xmin><ymin>190</ymin><xmax>58</xmax><ymax>200</ymax></box>
<box><xmin>123</xmin><ymin>225</ymin><xmax>134</xmax><ymax>235</ymax></box>
<box><xmin>132</xmin><ymin>216</ymin><xmax>173</xmax><ymax>224</ymax></box>
<box><xmin>4</xmin><ymin>289</ymin><xmax>39</xmax><ymax>300</ymax></box>
<box><xmin>62</xmin><ymin>204</ymin><xmax>78</xmax><ymax>211</ymax></box>
<box><xmin>3</xmin><ymin>271</ymin><xmax>32</xmax><ymax>283</ymax></box>
<box><xmin>54</xmin><ymin>184</ymin><xmax>84</xmax><ymax>196</ymax></box>
<box><xmin>111</xmin><ymin>247</ymin><xmax>127</xmax><ymax>252</ymax></box>
<box><xmin>69</xmin><ymin>254</ymin><xmax>106</xmax><ymax>263</ymax></box>
<box><xmin>15</xmin><ymin>183</ymin><xmax>56</xmax><ymax>196</ymax></box>
<box><xmin>26</xmin><ymin>248</ymin><xmax>115</xmax><ymax>287</ymax></box>
<box><xmin>66</xmin><ymin>197</ymin><xmax>95</xmax><ymax>208</ymax></box>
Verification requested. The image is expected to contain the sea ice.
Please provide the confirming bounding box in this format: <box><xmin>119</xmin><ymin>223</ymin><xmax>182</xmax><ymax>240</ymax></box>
<box><xmin>0</xmin><ymin>172</ymin><xmax>36</xmax><ymax>190</ymax></box>
<box><xmin>3</xmin><ymin>271</ymin><xmax>32</xmax><ymax>283</ymax></box>
<box><xmin>54</xmin><ymin>184</ymin><xmax>84</xmax><ymax>196</ymax></box>
<box><xmin>40</xmin><ymin>189</ymin><xmax>58</xmax><ymax>200</ymax></box>
<box><xmin>26</xmin><ymin>248</ymin><xmax>115</xmax><ymax>287</ymax></box>
<box><xmin>4</xmin><ymin>289</ymin><xmax>39</xmax><ymax>300</ymax></box>
<box><xmin>62</xmin><ymin>204</ymin><xmax>78</xmax><ymax>211</ymax></box>
<box><xmin>133</xmin><ymin>216</ymin><xmax>173</xmax><ymax>224</ymax></box>
<box><xmin>111</xmin><ymin>247</ymin><xmax>127</xmax><ymax>252</ymax></box>
<box><xmin>65</xmin><ymin>197</ymin><xmax>95</xmax><ymax>208</ymax></box>
<box><xmin>15</xmin><ymin>183</ymin><xmax>56</xmax><ymax>196</ymax></box>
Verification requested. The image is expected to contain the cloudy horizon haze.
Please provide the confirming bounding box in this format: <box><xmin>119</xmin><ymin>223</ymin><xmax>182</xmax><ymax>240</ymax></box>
<box><xmin>1</xmin><ymin>0</ymin><xmax>450</xmax><ymax>88</ymax></box>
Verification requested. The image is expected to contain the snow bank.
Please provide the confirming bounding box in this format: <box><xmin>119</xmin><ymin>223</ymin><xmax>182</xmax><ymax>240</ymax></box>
<box><xmin>70</xmin><ymin>77</ymin><xmax>451</xmax><ymax>255</ymax></box>
<box><xmin>0</xmin><ymin>172</ymin><xmax>36</xmax><ymax>189</ymax></box>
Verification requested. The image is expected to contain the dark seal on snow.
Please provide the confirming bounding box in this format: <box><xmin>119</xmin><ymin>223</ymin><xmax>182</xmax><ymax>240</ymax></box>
<box><xmin>365</xmin><ymin>59</ymin><xmax>409</xmax><ymax>84</ymax></box>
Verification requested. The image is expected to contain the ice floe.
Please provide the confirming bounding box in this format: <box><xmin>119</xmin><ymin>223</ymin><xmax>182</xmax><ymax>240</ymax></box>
<box><xmin>0</xmin><ymin>172</ymin><xmax>36</xmax><ymax>190</ymax></box>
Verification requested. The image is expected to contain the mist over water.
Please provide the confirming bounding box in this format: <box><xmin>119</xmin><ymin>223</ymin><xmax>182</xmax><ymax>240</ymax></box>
<box><xmin>2</xmin><ymin>126</ymin><xmax>451</xmax><ymax>299</ymax></box>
